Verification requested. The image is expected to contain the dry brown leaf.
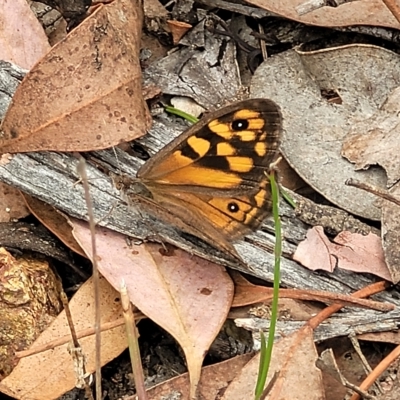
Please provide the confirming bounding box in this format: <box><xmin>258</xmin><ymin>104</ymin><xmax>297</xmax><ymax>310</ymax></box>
<box><xmin>0</xmin><ymin>183</ymin><xmax>29</xmax><ymax>222</ymax></box>
<box><xmin>71</xmin><ymin>219</ymin><xmax>234</xmax><ymax>398</ymax></box>
<box><xmin>141</xmin><ymin>353</ymin><xmax>254</xmax><ymax>399</ymax></box>
<box><xmin>167</xmin><ymin>20</ymin><xmax>192</xmax><ymax>45</ymax></box>
<box><xmin>0</xmin><ymin>0</ymin><xmax>50</xmax><ymax>69</ymax></box>
<box><xmin>245</xmin><ymin>0</ymin><xmax>400</xmax><ymax>29</ymax></box>
<box><xmin>21</xmin><ymin>193</ymin><xmax>86</xmax><ymax>258</ymax></box>
<box><xmin>0</xmin><ymin>275</ymin><xmax>126</xmax><ymax>399</ymax></box>
<box><xmin>221</xmin><ymin>326</ymin><xmax>323</xmax><ymax>399</ymax></box>
<box><xmin>0</xmin><ymin>0</ymin><xmax>150</xmax><ymax>153</ymax></box>
<box><xmin>293</xmin><ymin>226</ymin><xmax>391</xmax><ymax>281</ymax></box>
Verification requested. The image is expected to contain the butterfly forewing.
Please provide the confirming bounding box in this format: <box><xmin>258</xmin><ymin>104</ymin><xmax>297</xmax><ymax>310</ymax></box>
<box><xmin>136</xmin><ymin>98</ymin><xmax>282</xmax><ymax>254</ymax></box>
<box><xmin>138</xmin><ymin>99</ymin><xmax>281</xmax><ymax>188</ymax></box>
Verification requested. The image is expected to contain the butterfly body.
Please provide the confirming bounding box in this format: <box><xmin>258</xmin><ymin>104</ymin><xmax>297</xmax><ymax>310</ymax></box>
<box><xmin>127</xmin><ymin>99</ymin><xmax>282</xmax><ymax>260</ymax></box>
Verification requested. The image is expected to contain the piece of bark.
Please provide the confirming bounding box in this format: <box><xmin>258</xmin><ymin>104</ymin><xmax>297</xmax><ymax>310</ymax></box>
<box><xmin>236</xmin><ymin>308</ymin><xmax>400</xmax><ymax>343</ymax></box>
<box><xmin>287</xmin><ymin>188</ymin><xmax>380</xmax><ymax>236</ymax></box>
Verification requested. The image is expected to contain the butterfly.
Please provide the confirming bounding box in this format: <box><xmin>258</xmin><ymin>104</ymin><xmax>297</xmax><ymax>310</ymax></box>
<box><xmin>120</xmin><ymin>98</ymin><xmax>282</xmax><ymax>261</ymax></box>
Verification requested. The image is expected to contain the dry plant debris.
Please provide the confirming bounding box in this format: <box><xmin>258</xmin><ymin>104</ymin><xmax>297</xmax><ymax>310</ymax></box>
<box><xmin>1</xmin><ymin>0</ymin><xmax>400</xmax><ymax>399</ymax></box>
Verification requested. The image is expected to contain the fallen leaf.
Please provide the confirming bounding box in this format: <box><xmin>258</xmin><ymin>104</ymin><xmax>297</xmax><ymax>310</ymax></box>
<box><xmin>143</xmin><ymin>353</ymin><xmax>254</xmax><ymax>399</ymax></box>
<box><xmin>221</xmin><ymin>326</ymin><xmax>323</xmax><ymax>399</ymax></box>
<box><xmin>342</xmin><ymin>86</ymin><xmax>400</xmax><ymax>187</ymax></box>
<box><xmin>251</xmin><ymin>44</ymin><xmax>400</xmax><ymax>220</ymax></box>
<box><xmin>22</xmin><ymin>193</ymin><xmax>86</xmax><ymax>258</ymax></box>
<box><xmin>0</xmin><ymin>276</ymin><xmax>126</xmax><ymax>400</ymax></box>
<box><xmin>0</xmin><ymin>0</ymin><xmax>150</xmax><ymax>153</ymax></box>
<box><xmin>245</xmin><ymin>0</ymin><xmax>400</xmax><ymax>29</ymax></box>
<box><xmin>293</xmin><ymin>226</ymin><xmax>391</xmax><ymax>281</ymax></box>
<box><xmin>230</xmin><ymin>271</ymin><xmax>388</xmax><ymax>312</ymax></box>
<box><xmin>0</xmin><ymin>0</ymin><xmax>50</xmax><ymax>69</ymax></box>
<box><xmin>71</xmin><ymin>219</ymin><xmax>234</xmax><ymax>399</ymax></box>
<box><xmin>0</xmin><ymin>183</ymin><xmax>29</xmax><ymax>222</ymax></box>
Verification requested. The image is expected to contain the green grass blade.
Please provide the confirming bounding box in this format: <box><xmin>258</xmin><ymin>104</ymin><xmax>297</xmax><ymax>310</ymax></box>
<box><xmin>254</xmin><ymin>171</ymin><xmax>281</xmax><ymax>399</ymax></box>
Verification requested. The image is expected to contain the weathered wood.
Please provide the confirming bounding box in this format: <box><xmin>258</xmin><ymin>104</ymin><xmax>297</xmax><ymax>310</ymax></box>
<box><xmin>237</xmin><ymin>308</ymin><xmax>400</xmax><ymax>342</ymax></box>
<box><xmin>0</xmin><ymin>61</ymin><xmax>398</xmax><ymax>341</ymax></box>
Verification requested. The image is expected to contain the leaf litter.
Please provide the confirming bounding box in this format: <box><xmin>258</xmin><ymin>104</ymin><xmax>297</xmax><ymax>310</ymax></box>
<box><xmin>1</xmin><ymin>0</ymin><xmax>400</xmax><ymax>399</ymax></box>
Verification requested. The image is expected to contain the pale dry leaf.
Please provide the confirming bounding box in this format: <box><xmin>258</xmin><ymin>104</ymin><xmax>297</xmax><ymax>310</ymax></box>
<box><xmin>221</xmin><ymin>326</ymin><xmax>323</xmax><ymax>400</ymax></box>
<box><xmin>0</xmin><ymin>0</ymin><xmax>50</xmax><ymax>70</ymax></box>
<box><xmin>293</xmin><ymin>226</ymin><xmax>335</xmax><ymax>272</ymax></box>
<box><xmin>144</xmin><ymin>353</ymin><xmax>254</xmax><ymax>400</ymax></box>
<box><xmin>0</xmin><ymin>276</ymin><xmax>126</xmax><ymax>400</ymax></box>
<box><xmin>342</xmin><ymin>87</ymin><xmax>400</xmax><ymax>187</ymax></box>
<box><xmin>170</xmin><ymin>96</ymin><xmax>205</xmax><ymax>118</ymax></box>
<box><xmin>251</xmin><ymin>44</ymin><xmax>400</xmax><ymax>220</ymax></box>
<box><xmin>0</xmin><ymin>0</ymin><xmax>150</xmax><ymax>153</ymax></box>
<box><xmin>293</xmin><ymin>226</ymin><xmax>391</xmax><ymax>281</ymax></box>
<box><xmin>71</xmin><ymin>219</ymin><xmax>235</xmax><ymax>398</ymax></box>
<box><xmin>244</xmin><ymin>0</ymin><xmax>400</xmax><ymax>29</ymax></box>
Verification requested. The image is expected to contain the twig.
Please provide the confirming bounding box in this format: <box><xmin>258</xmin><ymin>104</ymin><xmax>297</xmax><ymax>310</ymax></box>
<box><xmin>61</xmin><ymin>291</ymin><xmax>93</xmax><ymax>399</ymax></box>
<box><xmin>349</xmin><ymin>334</ymin><xmax>383</xmax><ymax>394</ymax></box>
<box><xmin>78</xmin><ymin>158</ymin><xmax>101</xmax><ymax>400</ymax></box>
<box><xmin>316</xmin><ymin>349</ymin><xmax>377</xmax><ymax>400</ymax></box>
<box><xmin>121</xmin><ymin>281</ymin><xmax>148</xmax><ymax>400</ymax></box>
<box><xmin>345</xmin><ymin>178</ymin><xmax>400</xmax><ymax>207</ymax></box>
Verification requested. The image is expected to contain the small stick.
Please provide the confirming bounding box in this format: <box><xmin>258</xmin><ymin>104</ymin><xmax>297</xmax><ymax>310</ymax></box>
<box><xmin>78</xmin><ymin>158</ymin><xmax>101</xmax><ymax>400</ymax></box>
<box><xmin>121</xmin><ymin>280</ymin><xmax>148</xmax><ymax>400</ymax></box>
<box><xmin>345</xmin><ymin>178</ymin><xmax>400</xmax><ymax>207</ymax></box>
<box><xmin>61</xmin><ymin>291</ymin><xmax>93</xmax><ymax>399</ymax></box>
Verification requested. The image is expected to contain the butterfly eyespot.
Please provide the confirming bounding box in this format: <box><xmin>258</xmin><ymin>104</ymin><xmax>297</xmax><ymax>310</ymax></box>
<box><xmin>231</xmin><ymin>119</ymin><xmax>249</xmax><ymax>131</ymax></box>
<box><xmin>227</xmin><ymin>202</ymin><xmax>240</xmax><ymax>213</ymax></box>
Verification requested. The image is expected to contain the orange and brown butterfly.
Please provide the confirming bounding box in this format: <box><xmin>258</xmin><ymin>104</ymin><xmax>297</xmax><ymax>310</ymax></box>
<box><xmin>121</xmin><ymin>98</ymin><xmax>282</xmax><ymax>261</ymax></box>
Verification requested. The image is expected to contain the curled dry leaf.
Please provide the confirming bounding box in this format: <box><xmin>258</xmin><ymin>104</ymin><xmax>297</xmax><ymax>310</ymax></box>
<box><xmin>342</xmin><ymin>86</ymin><xmax>400</xmax><ymax>187</ymax></box>
<box><xmin>0</xmin><ymin>0</ymin><xmax>150</xmax><ymax>153</ymax></box>
<box><xmin>167</xmin><ymin>20</ymin><xmax>193</xmax><ymax>45</ymax></box>
<box><xmin>143</xmin><ymin>18</ymin><xmax>241</xmax><ymax>108</ymax></box>
<box><xmin>293</xmin><ymin>226</ymin><xmax>392</xmax><ymax>281</ymax></box>
<box><xmin>71</xmin><ymin>219</ymin><xmax>235</xmax><ymax>398</ymax></box>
